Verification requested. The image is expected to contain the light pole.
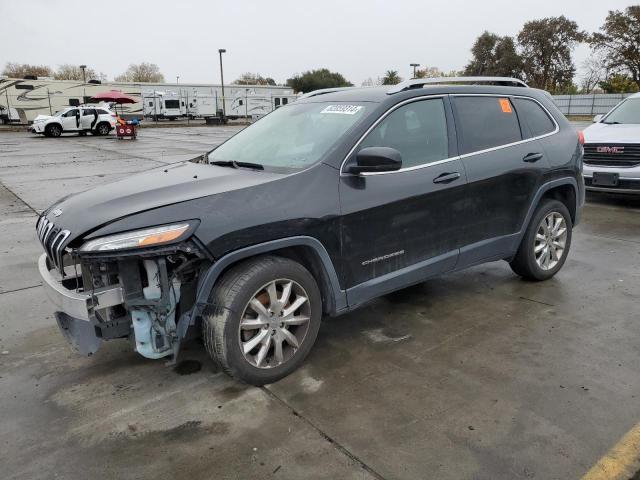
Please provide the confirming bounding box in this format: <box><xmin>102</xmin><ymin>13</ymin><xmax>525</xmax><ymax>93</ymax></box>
<box><xmin>410</xmin><ymin>63</ymin><xmax>419</xmax><ymax>79</ymax></box>
<box><xmin>79</xmin><ymin>65</ymin><xmax>87</xmax><ymax>83</ymax></box>
<box><xmin>218</xmin><ymin>48</ymin><xmax>226</xmax><ymax>117</ymax></box>
<box><xmin>176</xmin><ymin>75</ymin><xmax>179</xmax><ymax>84</ymax></box>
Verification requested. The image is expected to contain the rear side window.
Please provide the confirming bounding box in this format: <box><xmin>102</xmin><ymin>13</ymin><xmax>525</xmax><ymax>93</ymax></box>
<box><xmin>513</xmin><ymin>98</ymin><xmax>555</xmax><ymax>138</ymax></box>
<box><xmin>453</xmin><ymin>97</ymin><xmax>522</xmax><ymax>154</ymax></box>
<box><xmin>96</xmin><ymin>109</ymin><xmax>109</xmax><ymax>114</ymax></box>
<box><xmin>82</xmin><ymin>109</ymin><xmax>95</xmax><ymax>116</ymax></box>
<box><xmin>360</xmin><ymin>98</ymin><xmax>449</xmax><ymax>168</ymax></box>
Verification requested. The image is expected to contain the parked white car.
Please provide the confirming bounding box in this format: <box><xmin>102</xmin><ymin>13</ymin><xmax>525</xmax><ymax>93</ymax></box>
<box><xmin>582</xmin><ymin>93</ymin><xmax>640</xmax><ymax>194</ymax></box>
<box><xmin>31</xmin><ymin>105</ymin><xmax>116</xmax><ymax>137</ymax></box>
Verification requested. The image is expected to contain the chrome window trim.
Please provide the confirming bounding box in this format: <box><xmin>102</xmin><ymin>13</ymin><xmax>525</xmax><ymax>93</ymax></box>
<box><xmin>339</xmin><ymin>94</ymin><xmax>452</xmax><ymax>177</ymax></box>
<box><xmin>339</xmin><ymin>93</ymin><xmax>560</xmax><ymax>176</ymax></box>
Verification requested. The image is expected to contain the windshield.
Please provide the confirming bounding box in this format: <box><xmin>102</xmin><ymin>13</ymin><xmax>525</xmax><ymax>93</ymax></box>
<box><xmin>604</xmin><ymin>98</ymin><xmax>640</xmax><ymax>124</ymax></box>
<box><xmin>208</xmin><ymin>102</ymin><xmax>368</xmax><ymax>170</ymax></box>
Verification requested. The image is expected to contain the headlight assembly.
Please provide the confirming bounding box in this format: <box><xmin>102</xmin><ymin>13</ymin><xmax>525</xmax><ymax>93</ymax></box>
<box><xmin>79</xmin><ymin>223</ymin><xmax>192</xmax><ymax>252</ymax></box>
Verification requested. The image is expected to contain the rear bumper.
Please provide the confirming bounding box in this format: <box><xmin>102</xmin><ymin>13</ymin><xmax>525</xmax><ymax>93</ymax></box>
<box><xmin>38</xmin><ymin>253</ymin><xmax>124</xmax><ymax>354</ymax></box>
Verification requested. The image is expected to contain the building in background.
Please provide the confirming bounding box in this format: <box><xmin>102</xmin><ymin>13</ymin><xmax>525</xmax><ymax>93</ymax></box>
<box><xmin>0</xmin><ymin>77</ymin><xmax>296</xmax><ymax>123</ymax></box>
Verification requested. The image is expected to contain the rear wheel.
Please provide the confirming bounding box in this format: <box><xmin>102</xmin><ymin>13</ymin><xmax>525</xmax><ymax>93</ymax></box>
<box><xmin>94</xmin><ymin>122</ymin><xmax>110</xmax><ymax>136</ymax></box>
<box><xmin>46</xmin><ymin>124</ymin><xmax>62</xmax><ymax>137</ymax></box>
<box><xmin>202</xmin><ymin>256</ymin><xmax>322</xmax><ymax>385</ymax></box>
<box><xmin>509</xmin><ymin>199</ymin><xmax>572</xmax><ymax>281</ymax></box>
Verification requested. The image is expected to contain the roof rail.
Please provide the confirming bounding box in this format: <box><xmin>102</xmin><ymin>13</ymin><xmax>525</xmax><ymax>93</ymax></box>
<box><xmin>298</xmin><ymin>87</ymin><xmax>357</xmax><ymax>100</ymax></box>
<box><xmin>387</xmin><ymin>76</ymin><xmax>528</xmax><ymax>94</ymax></box>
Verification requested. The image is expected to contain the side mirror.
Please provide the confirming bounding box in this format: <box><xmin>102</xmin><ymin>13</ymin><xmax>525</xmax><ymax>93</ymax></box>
<box><xmin>593</xmin><ymin>114</ymin><xmax>603</xmax><ymax>123</ymax></box>
<box><xmin>347</xmin><ymin>147</ymin><xmax>402</xmax><ymax>174</ymax></box>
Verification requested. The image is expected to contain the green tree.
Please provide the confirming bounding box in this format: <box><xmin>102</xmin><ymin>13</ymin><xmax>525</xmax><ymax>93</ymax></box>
<box><xmin>2</xmin><ymin>62</ymin><xmax>53</xmax><ymax>78</ymax></box>
<box><xmin>517</xmin><ymin>16</ymin><xmax>586</xmax><ymax>92</ymax></box>
<box><xmin>115</xmin><ymin>63</ymin><xmax>165</xmax><ymax>83</ymax></box>
<box><xmin>599</xmin><ymin>73</ymin><xmax>640</xmax><ymax>93</ymax></box>
<box><xmin>465</xmin><ymin>32</ymin><xmax>524</xmax><ymax>78</ymax></box>
<box><xmin>233</xmin><ymin>73</ymin><xmax>276</xmax><ymax>86</ymax></box>
<box><xmin>286</xmin><ymin>68</ymin><xmax>353</xmax><ymax>93</ymax></box>
<box><xmin>381</xmin><ymin>70</ymin><xmax>402</xmax><ymax>85</ymax></box>
<box><xmin>591</xmin><ymin>6</ymin><xmax>640</xmax><ymax>88</ymax></box>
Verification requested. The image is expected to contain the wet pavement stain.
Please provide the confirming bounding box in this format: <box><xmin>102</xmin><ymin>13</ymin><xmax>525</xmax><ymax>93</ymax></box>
<box><xmin>174</xmin><ymin>359</ymin><xmax>202</xmax><ymax>376</ymax></box>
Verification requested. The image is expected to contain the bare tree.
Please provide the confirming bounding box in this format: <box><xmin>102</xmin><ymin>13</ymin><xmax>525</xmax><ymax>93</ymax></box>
<box><xmin>115</xmin><ymin>63</ymin><xmax>165</xmax><ymax>83</ymax></box>
<box><xmin>580</xmin><ymin>54</ymin><xmax>607</xmax><ymax>93</ymax></box>
<box><xmin>54</xmin><ymin>64</ymin><xmax>97</xmax><ymax>81</ymax></box>
<box><xmin>2</xmin><ymin>62</ymin><xmax>53</xmax><ymax>78</ymax></box>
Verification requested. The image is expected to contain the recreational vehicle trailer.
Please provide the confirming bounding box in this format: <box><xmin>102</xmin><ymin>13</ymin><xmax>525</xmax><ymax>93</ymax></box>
<box><xmin>0</xmin><ymin>77</ymin><xmax>295</xmax><ymax>123</ymax></box>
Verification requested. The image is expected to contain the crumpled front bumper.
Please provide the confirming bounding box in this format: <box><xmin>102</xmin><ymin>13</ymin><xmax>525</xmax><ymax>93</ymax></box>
<box><xmin>38</xmin><ymin>253</ymin><xmax>124</xmax><ymax>355</ymax></box>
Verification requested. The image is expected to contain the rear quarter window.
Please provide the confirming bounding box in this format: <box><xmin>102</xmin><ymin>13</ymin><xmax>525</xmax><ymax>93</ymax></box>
<box><xmin>453</xmin><ymin>96</ymin><xmax>522</xmax><ymax>154</ymax></box>
<box><xmin>513</xmin><ymin>98</ymin><xmax>556</xmax><ymax>138</ymax></box>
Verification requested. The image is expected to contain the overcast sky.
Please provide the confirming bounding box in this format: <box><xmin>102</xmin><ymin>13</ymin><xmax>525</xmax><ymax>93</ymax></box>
<box><xmin>0</xmin><ymin>0</ymin><xmax>634</xmax><ymax>86</ymax></box>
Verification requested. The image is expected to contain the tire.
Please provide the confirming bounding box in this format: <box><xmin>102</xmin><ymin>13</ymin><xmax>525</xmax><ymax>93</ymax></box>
<box><xmin>202</xmin><ymin>255</ymin><xmax>322</xmax><ymax>385</ymax></box>
<box><xmin>509</xmin><ymin>199</ymin><xmax>572</xmax><ymax>281</ymax></box>
<box><xmin>46</xmin><ymin>124</ymin><xmax>62</xmax><ymax>138</ymax></box>
<box><xmin>94</xmin><ymin>122</ymin><xmax>110</xmax><ymax>136</ymax></box>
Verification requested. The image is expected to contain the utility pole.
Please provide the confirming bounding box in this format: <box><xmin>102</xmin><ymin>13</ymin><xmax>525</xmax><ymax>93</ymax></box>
<box><xmin>80</xmin><ymin>65</ymin><xmax>87</xmax><ymax>104</ymax></box>
<box><xmin>410</xmin><ymin>63</ymin><xmax>420</xmax><ymax>79</ymax></box>
<box><xmin>218</xmin><ymin>48</ymin><xmax>226</xmax><ymax>117</ymax></box>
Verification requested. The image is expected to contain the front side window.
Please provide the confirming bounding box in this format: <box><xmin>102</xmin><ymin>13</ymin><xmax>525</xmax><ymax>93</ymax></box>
<box><xmin>208</xmin><ymin>102</ymin><xmax>368</xmax><ymax>171</ymax></box>
<box><xmin>604</xmin><ymin>98</ymin><xmax>640</xmax><ymax>124</ymax></box>
<box><xmin>63</xmin><ymin>109</ymin><xmax>78</xmax><ymax>117</ymax></box>
<box><xmin>513</xmin><ymin>98</ymin><xmax>555</xmax><ymax>138</ymax></box>
<box><xmin>359</xmin><ymin>98</ymin><xmax>449</xmax><ymax>168</ymax></box>
<box><xmin>454</xmin><ymin>97</ymin><xmax>522</xmax><ymax>154</ymax></box>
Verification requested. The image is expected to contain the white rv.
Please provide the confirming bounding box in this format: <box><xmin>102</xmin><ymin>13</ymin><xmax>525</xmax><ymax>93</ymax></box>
<box><xmin>142</xmin><ymin>91</ymin><xmax>183</xmax><ymax>120</ymax></box>
<box><xmin>187</xmin><ymin>90</ymin><xmax>298</xmax><ymax>119</ymax></box>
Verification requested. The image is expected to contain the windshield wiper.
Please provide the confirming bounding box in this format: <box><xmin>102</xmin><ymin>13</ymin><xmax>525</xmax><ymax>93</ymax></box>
<box><xmin>603</xmin><ymin>121</ymin><xmax>622</xmax><ymax>124</ymax></box>
<box><xmin>210</xmin><ymin>160</ymin><xmax>264</xmax><ymax>170</ymax></box>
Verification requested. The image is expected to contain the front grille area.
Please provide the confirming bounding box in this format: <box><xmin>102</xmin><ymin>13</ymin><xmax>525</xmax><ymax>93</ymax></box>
<box><xmin>584</xmin><ymin>143</ymin><xmax>640</xmax><ymax>168</ymax></box>
<box><xmin>36</xmin><ymin>215</ymin><xmax>71</xmax><ymax>274</ymax></box>
<box><xmin>585</xmin><ymin>176</ymin><xmax>640</xmax><ymax>191</ymax></box>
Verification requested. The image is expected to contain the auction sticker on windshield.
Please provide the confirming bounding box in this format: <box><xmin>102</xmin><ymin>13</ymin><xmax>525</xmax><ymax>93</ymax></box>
<box><xmin>321</xmin><ymin>105</ymin><xmax>364</xmax><ymax>115</ymax></box>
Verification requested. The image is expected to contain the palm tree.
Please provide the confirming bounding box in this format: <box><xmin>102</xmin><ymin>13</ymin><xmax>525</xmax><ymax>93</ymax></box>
<box><xmin>382</xmin><ymin>70</ymin><xmax>402</xmax><ymax>85</ymax></box>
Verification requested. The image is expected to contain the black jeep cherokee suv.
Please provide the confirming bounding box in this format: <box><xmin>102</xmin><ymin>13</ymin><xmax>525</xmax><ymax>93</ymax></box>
<box><xmin>37</xmin><ymin>77</ymin><xmax>584</xmax><ymax>385</ymax></box>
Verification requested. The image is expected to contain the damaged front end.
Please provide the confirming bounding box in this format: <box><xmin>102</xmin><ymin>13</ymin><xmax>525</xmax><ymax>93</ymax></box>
<box><xmin>37</xmin><ymin>216</ymin><xmax>208</xmax><ymax>361</ymax></box>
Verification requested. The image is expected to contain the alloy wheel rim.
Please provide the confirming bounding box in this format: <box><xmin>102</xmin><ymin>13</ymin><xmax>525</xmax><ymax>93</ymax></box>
<box><xmin>238</xmin><ymin>279</ymin><xmax>311</xmax><ymax>369</ymax></box>
<box><xmin>534</xmin><ymin>211</ymin><xmax>567</xmax><ymax>270</ymax></box>
<box><xmin>99</xmin><ymin>125</ymin><xmax>108</xmax><ymax>134</ymax></box>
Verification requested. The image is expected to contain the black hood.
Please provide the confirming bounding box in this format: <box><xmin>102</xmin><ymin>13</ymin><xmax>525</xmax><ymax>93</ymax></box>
<box><xmin>43</xmin><ymin>161</ymin><xmax>284</xmax><ymax>244</ymax></box>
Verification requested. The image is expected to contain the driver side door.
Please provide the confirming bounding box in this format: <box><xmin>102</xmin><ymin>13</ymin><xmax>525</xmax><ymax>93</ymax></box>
<box><xmin>339</xmin><ymin>96</ymin><xmax>467</xmax><ymax>307</ymax></box>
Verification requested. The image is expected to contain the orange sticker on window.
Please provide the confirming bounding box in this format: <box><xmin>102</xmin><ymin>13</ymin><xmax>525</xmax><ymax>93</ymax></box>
<box><xmin>499</xmin><ymin>98</ymin><xmax>512</xmax><ymax>113</ymax></box>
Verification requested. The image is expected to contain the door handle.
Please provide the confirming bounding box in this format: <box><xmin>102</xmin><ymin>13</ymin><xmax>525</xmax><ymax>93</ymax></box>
<box><xmin>433</xmin><ymin>172</ymin><xmax>461</xmax><ymax>184</ymax></box>
<box><xmin>523</xmin><ymin>152</ymin><xmax>544</xmax><ymax>163</ymax></box>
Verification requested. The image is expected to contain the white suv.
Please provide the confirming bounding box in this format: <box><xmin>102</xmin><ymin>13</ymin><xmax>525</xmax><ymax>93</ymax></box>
<box><xmin>31</xmin><ymin>105</ymin><xmax>117</xmax><ymax>137</ymax></box>
<box><xmin>582</xmin><ymin>93</ymin><xmax>640</xmax><ymax>194</ymax></box>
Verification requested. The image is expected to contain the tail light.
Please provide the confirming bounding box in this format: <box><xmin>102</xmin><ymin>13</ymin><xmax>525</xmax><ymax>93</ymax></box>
<box><xmin>578</xmin><ymin>131</ymin><xmax>585</xmax><ymax>146</ymax></box>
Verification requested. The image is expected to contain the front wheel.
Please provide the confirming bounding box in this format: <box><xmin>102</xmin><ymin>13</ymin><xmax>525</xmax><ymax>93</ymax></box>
<box><xmin>45</xmin><ymin>124</ymin><xmax>62</xmax><ymax>137</ymax></box>
<box><xmin>202</xmin><ymin>256</ymin><xmax>322</xmax><ymax>385</ymax></box>
<box><xmin>509</xmin><ymin>199</ymin><xmax>572</xmax><ymax>281</ymax></box>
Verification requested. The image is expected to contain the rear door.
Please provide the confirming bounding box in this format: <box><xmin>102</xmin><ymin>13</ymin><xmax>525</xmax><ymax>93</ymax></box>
<box><xmin>339</xmin><ymin>96</ymin><xmax>466</xmax><ymax>304</ymax></box>
<box><xmin>80</xmin><ymin>108</ymin><xmax>96</xmax><ymax>130</ymax></box>
<box><xmin>451</xmin><ymin>95</ymin><xmax>552</xmax><ymax>265</ymax></box>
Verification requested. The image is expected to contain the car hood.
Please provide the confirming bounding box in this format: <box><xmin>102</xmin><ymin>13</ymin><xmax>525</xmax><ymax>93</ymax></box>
<box><xmin>583</xmin><ymin>122</ymin><xmax>640</xmax><ymax>144</ymax></box>
<box><xmin>33</xmin><ymin>114</ymin><xmax>53</xmax><ymax>122</ymax></box>
<box><xmin>43</xmin><ymin>161</ymin><xmax>284</xmax><ymax>243</ymax></box>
